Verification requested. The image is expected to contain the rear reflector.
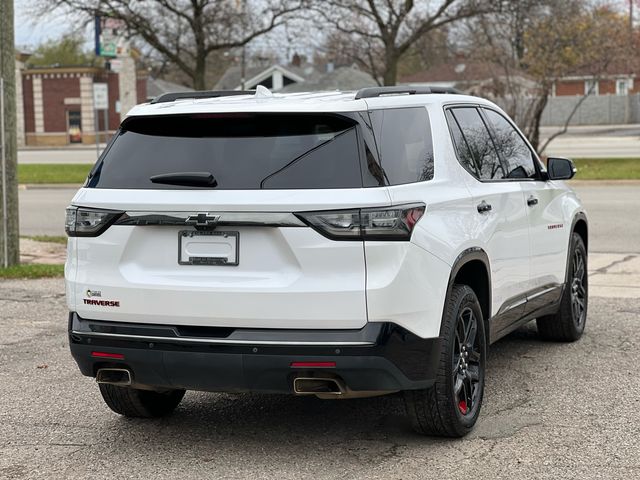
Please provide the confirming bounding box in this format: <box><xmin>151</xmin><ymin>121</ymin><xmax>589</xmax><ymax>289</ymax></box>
<box><xmin>91</xmin><ymin>351</ymin><xmax>125</xmax><ymax>360</ymax></box>
<box><xmin>290</xmin><ymin>361</ymin><xmax>336</xmax><ymax>368</ymax></box>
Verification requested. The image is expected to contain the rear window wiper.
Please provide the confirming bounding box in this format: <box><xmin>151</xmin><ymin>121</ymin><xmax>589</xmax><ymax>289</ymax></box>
<box><xmin>150</xmin><ymin>172</ymin><xmax>218</xmax><ymax>188</ymax></box>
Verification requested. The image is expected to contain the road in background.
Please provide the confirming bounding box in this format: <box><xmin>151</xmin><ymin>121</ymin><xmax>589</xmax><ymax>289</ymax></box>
<box><xmin>541</xmin><ymin>125</ymin><xmax>640</xmax><ymax>158</ymax></box>
<box><xmin>18</xmin><ymin>188</ymin><xmax>75</xmax><ymax>237</ymax></box>
<box><xmin>571</xmin><ymin>183</ymin><xmax>640</xmax><ymax>253</ymax></box>
<box><xmin>17</xmin><ymin>125</ymin><xmax>640</xmax><ymax>164</ymax></box>
<box><xmin>18</xmin><ymin>184</ymin><xmax>640</xmax><ymax>254</ymax></box>
<box><xmin>18</xmin><ymin>147</ymin><xmax>104</xmax><ymax>164</ymax></box>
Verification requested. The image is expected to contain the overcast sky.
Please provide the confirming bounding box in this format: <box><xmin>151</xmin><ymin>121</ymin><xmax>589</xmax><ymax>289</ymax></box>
<box><xmin>14</xmin><ymin>2</ymin><xmax>75</xmax><ymax>49</ymax></box>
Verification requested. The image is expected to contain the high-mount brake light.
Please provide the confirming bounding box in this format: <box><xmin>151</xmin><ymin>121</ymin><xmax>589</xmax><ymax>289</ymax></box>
<box><xmin>65</xmin><ymin>206</ymin><xmax>123</xmax><ymax>237</ymax></box>
<box><xmin>296</xmin><ymin>204</ymin><xmax>425</xmax><ymax>241</ymax></box>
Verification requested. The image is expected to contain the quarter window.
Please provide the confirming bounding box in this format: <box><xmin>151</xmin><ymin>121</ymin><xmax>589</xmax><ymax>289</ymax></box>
<box><xmin>369</xmin><ymin>107</ymin><xmax>434</xmax><ymax>184</ymax></box>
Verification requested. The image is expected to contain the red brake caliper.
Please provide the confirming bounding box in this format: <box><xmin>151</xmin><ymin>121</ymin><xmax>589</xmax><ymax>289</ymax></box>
<box><xmin>458</xmin><ymin>400</ymin><xmax>468</xmax><ymax>414</ymax></box>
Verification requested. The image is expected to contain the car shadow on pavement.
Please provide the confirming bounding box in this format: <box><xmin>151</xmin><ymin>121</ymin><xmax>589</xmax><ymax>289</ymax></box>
<box><xmin>90</xmin><ymin>322</ymin><xmax>570</xmax><ymax>460</ymax></box>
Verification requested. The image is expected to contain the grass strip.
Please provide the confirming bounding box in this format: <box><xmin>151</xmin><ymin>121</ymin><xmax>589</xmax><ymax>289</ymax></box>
<box><xmin>18</xmin><ymin>163</ymin><xmax>92</xmax><ymax>184</ymax></box>
<box><xmin>572</xmin><ymin>158</ymin><xmax>640</xmax><ymax>180</ymax></box>
<box><xmin>0</xmin><ymin>263</ymin><xmax>64</xmax><ymax>279</ymax></box>
<box><xmin>16</xmin><ymin>158</ymin><xmax>640</xmax><ymax>184</ymax></box>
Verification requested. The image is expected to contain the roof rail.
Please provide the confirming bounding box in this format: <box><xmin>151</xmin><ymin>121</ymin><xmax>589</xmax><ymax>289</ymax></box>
<box><xmin>150</xmin><ymin>90</ymin><xmax>255</xmax><ymax>104</ymax></box>
<box><xmin>354</xmin><ymin>86</ymin><xmax>462</xmax><ymax>100</ymax></box>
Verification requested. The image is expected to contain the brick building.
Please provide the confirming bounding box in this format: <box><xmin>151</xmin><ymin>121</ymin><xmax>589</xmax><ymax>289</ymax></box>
<box><xmin>550</xmin><ymin>59</ymin><xmax>639</xmax><ymax>97</ymax></box>
<box><xmin>16</xmin><ymin>56</ymin><xmax>147</xmax><ymax>147</ymax></box>
<box><xmin>553</xmin><ymin>73</ymin><xmax>638</xmax><ymax>96</ymax></box>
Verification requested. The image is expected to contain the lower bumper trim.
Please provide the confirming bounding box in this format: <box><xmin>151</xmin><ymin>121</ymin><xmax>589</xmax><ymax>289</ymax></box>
<box><xmin>68</xmin><ymin>313</ymin><xmax>442</xmax><ymax>394</ymax></box>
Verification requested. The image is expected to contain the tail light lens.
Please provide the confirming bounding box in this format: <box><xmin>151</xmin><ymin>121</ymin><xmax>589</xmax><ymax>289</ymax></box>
<box><xmin>297</xmin><ymin>204</ymin><xmax>425</xmax><ymax>241</ymax></box>
<box><xmin>65</xmin><ymin>206</ymin><xmax>123</xmax><ymax>237</ymax></box>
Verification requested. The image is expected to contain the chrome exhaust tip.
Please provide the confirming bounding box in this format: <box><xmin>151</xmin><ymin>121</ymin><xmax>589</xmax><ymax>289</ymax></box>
<box><xmin>293</xmin><ymin>377</ymin><xmax>344</xmax><ymax>396</ymax></box>
<box><xmin>96</xmin><ymin>368</ymin><xmax>132</xmax><ymax>386</ymax></box>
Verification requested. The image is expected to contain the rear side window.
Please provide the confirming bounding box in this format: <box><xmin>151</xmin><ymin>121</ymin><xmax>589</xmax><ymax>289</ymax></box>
<box><xmin>88</xmin><ymin>113</ymin><xmax>362</xmax><ymax>190</ymax></box>
<box><xmin>446</xmin><ymin>107</ymin><xmax>505</xmax><ymax>180</ymax></box>
<box><xmin>369</xmin><ymin>107</ymin><xmax>434</xmax><ymax>184</ymax></box>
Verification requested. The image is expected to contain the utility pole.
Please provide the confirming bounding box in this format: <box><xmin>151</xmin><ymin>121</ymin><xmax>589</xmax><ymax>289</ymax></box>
<box><xmin>237</xmin><ymin>0</ymin><xmax>247</xmax><ymax>90</ymax></box>
<box><xmin>0</xmin><ymin>0</ymin><xmax>19</xmax><ymax>268</ymax></box>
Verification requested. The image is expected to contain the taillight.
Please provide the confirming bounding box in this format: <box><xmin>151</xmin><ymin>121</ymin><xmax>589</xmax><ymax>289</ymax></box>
<box><xmin>65</xmin><ymin>206</ymin><xmax>123</xmax><ymax>237</ymax></box>
<box><xmin>296</xmin><ymin>204</ymin><xmax>425</xmax><ymax>241</ymax></box>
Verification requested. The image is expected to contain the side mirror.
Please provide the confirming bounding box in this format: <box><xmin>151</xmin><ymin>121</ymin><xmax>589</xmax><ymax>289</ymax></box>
<box><xmin>547</xmin><ymin>157</ymin><xmax>576</xmax><ymax>180</ymax></box>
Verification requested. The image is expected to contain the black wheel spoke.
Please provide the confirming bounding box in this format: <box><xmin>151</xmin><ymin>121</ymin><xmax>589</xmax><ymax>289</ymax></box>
<box><xmin>467</xmin><ymin>365</ymin><xmax>480</xmax><ymax>382</ymax></box>
<box><xmin>569</xmin><ymin>247</ymin><xmax>587</xmax><ymax>327</ymax></box>
<box><xmin>465</xmin><ymin>315</ymin><xmax>477</xmax><ymax>346</ymax></box>
<box><xmin>468</xmin><ymin>350</ymin><xmax>481</xmax><ymax>363</ymax></box>
<box><xmin>451</xmin><ymin>302</ymin><xmax>483</xmax><ymax>416</ymax></box>
<box><xmin>578</xmin><ymin>284</ymin><xmax>586</xmax><ymax>298</ymax></box>
<box><xmin>454</xmin><ymin>375</ymin><xmax>464</xmax><ymax>397</ymax></box>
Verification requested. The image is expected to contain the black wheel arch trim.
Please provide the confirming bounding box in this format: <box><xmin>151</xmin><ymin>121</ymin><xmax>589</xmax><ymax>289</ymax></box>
<box><xmin>444</xmin><ymin>247</ymin><xmax>492</xmax><ymax>338</ymax></box>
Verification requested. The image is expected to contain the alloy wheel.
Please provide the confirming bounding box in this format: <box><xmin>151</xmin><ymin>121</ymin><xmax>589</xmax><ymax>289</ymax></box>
<box><xmin>452</xmin><ymin>307</ymin><xmax>482</xmax><ymax>416</ymax></box>
<box><xmin>571</xmin><ymin>248</ymin><xmax>587</xmax><ymax>327</ymax></box>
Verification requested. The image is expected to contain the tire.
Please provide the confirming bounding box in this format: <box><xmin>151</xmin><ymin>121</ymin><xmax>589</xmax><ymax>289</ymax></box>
<box><xmin>98</xmin><ymin>384</ymin><xmax>186</xmax><ymax>418</ymax></box>
<box><xmin>537</xmin><ymin>233</ymin><xmax>588</xmax><ymax>342</ymax></box>
<box><xmin>404</xmin><ymin>284</ymin><xmax>486</xmax><ymax>437</ymax></box>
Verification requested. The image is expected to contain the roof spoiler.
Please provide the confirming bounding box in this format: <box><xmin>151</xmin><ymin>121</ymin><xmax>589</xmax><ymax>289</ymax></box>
<box><xmin>354</xmin><ymin>86</ymin><xmax>462</xmax><ymax>100</ymax></box>
<box><xmin>150</xmin><ymin>90</ymin><xmax>255</xmax><ymax>104</ymax></box>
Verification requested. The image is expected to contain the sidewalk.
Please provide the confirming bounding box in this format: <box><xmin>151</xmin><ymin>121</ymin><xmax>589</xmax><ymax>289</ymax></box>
<box><xmin>20</xmin><ymin>238</ymin><xmax>66</xmax><ymax>265</ymax></box>
<box><xmin>19</xmin><ymin>238</ymin><xmax>638</xmax><ymax>299</ymax></box>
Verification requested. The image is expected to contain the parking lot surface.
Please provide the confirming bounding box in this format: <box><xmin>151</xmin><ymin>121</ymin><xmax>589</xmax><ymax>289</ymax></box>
<box><xmin>1</xmin><ymin>272</ymin><xmax>638</xmax><ymax>479</ymax></box>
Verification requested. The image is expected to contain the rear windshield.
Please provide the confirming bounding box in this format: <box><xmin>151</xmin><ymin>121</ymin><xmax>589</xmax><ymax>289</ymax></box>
<box><xmin>87</xmin><ymin>113</ymin><xmax>362</xmax><ymax>189</ymax></box>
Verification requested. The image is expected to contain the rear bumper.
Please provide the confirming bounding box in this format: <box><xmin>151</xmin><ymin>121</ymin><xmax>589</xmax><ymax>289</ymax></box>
<box><xmin>68</xmin><ymin>313</ymin><xmax>442</xmax><ymax>393</ymax></box>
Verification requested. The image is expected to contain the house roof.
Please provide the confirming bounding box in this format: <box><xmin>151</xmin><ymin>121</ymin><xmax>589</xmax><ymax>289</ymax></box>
<box><xmin>146</xmin><ymin>77</ymin><xmax>194</xmax><ymax>99</ymax></box>
<box><xmin>561</xmin><ymin>58</ymin><xmax>640</xmax><ymax>79</ymax></box>
<box><xmin>400</xmin><ymin>61</ymin><xmax>531</xmax><ymax>85</ymax></box>
<box><xmin>279</xmin><ymin>66</ymin><xmax>378</xmax><ymax>93</ymax></box>
<box><xmin>214</xmin><ymin>63</ymin><xmax>315</xmax><ymax>90</ymax></box>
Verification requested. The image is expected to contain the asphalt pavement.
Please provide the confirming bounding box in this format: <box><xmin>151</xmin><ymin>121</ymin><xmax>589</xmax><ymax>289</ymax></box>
<box><xmin>1</xmin><ymin>272</ymin><xmax>638</xmax><ymax>478</ymax></box>
<box><xmin>18</xmin><ymin>183</ymin><xmax>640</xmax><ymax>254</ymax></box>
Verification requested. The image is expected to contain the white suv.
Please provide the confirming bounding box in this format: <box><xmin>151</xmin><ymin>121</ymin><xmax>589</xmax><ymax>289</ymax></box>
<box><xmin>65</xmin><ymin>86</ymin><xmax>588</xmax><ymax>437</ymax></box>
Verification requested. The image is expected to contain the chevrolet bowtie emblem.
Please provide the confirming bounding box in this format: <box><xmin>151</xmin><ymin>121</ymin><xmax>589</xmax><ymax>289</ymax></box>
<box><xmin>186</xmin><ymin>213</ymin><xmax>221</xmax><ymax>227</ymax></box>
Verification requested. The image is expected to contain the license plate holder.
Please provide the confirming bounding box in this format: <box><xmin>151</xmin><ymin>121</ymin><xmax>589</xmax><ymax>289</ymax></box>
<box><xmin>178</xmin><ymin>230</ymin><xmax>239</xmax><ymax>266</ymax></box>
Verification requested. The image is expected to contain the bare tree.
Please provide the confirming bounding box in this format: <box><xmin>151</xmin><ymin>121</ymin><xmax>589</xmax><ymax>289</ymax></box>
<box><xmin>38</xmin><ymin>0</ymin><xmax>306</xmax><ymax>90</ymax></box>
<box><xmin>465</xmin><ymin>1</ymin><xmax>630</xmax><ymax>153</ymax></box>
<box><xmin>313</xmin><ymin>0</ymin><xmax>498</xmax><ymax>86</ymax></box>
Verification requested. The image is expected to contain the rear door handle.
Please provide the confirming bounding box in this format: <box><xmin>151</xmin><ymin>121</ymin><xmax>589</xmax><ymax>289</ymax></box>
<box><xmin>477</xmin><ymin>201</ymin><xmax>492</xmax><ymax>213</ymax></box>
<box><xmin>527</xmin><ymin>196</ymin><xmax>539</xmax><ymax>207</ymax></box>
